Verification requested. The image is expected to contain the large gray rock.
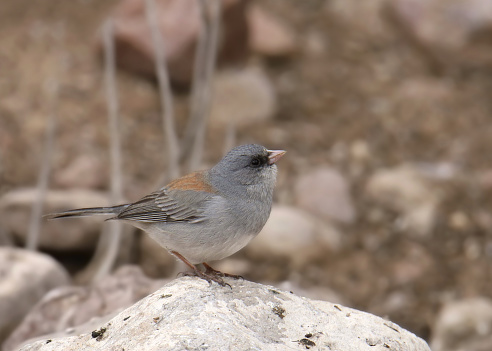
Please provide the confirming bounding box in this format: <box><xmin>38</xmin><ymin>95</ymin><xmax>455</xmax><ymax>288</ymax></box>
<box><xmin>0</xmin><ymin>248</ymin><xmax>69</xmax><ymax>345</ymax></box>
<box><xmin>19</xmin><ymin>278</ymin><xmax>430</xmax><ymax>351</ymax></box>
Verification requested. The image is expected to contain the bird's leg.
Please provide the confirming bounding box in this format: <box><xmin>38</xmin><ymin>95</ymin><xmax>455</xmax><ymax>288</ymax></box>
<box><xmin>202</xmin><ymin>262</ymin><xmax>243</xmax><ymax>280</ymax></box>
<box><xmin>170</xmin><ymin>251</ymin><xmax>230</xmax><ymax>287</ymax></box>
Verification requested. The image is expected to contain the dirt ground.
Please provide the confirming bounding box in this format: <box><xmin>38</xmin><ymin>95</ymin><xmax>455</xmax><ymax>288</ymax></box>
<box><xmin>1</xmin><ymin>0</ymin><xmax>492</xmax><ymax>342</ymax></box>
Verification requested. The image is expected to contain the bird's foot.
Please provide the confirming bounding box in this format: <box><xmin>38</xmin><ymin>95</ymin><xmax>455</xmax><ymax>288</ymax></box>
<box><xmin>203</xmin><ymin>263</ymin><xmax>243</xmax><ymax>280</ymax></box>
<box><xmin>180</xmin><ymin>269</ymin><xmax>231</xmax><ymax>288</ymax></box>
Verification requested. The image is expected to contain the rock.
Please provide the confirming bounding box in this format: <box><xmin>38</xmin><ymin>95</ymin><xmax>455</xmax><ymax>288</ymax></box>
<box><xmin>365</xmin><ymin>164</ymin><xmax>442</xmax><ymax>237</ymax></box>
<box><xmin>138</xmin><ymin>232</ymin><xmax>176</xmax><ymax>278</ymax></box>
<box><xmin>0</xmin><ymin>188</ymin><xmax>110</xmax><ymax>251</ymax></box>
<box><xmin>388</xmin><ymin>0</ymin><xmax>492</xmax><ymax>69</ymax></box>
<box><xmin>430</xmin><ymin>297</ymin><xmax>492</xmax><ymax>351</ymax></box>
<box><xmin>274</xmin><ymin>280</ymin><xmax>348</xmax><ymax>306</ymax></box>
<box><xmin>4</xmin><ymin>265</ymin><xmax>167</xmax><ymax>351</ymax></box>
<box><xmin>19</xmin><ymin>278</ymin><xmax>431</xmax><ymax>351</ymax></box>
<box><xmin>246</xmin><ymin>205</ymin><xmax>342</xmax><ymax>268</ymax></box>
<box><xmin>53</xmin><ymin>154</ymin><xmax>107</xmax><ymax>189</ymax></box>
<box><xmin>247</xmin><ymin>4</ymin><xmax>298</xmax><ymax>57</ymax></box>
<box><xmin>295</xmin><ymin>167</ymin><xmax>356</xmax><ymax>224</ymax></box>
<box><xmin>105</xmin><ymin>0</ymin><xmax>249</xmax><ymax>85</ymax></box>
<box><xmin>209</xmin><ymin>66</ymin><xmax>277</xmax><ymax>128</ymax></box>
<box><xmin>0</xmin><ymin>248</ymin><xmax>69</xmax><ymax>344</ymax></box>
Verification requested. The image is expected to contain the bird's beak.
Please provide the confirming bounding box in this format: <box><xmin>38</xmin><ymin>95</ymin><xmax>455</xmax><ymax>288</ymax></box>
<box><xmin>267</xmin><ymin>149</ymin><xmax>286</xmax><ymax>165</ymax></box>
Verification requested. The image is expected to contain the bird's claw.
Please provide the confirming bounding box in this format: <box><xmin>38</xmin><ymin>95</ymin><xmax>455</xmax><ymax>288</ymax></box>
<box><xmin>180</xmin><ymin>270</ymin><xmax>232</xmax><ymax>288</ymax></box>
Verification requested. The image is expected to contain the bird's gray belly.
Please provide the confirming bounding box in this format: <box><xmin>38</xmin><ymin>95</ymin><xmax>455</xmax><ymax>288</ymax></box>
<box><xmin>138</xmin><ymin>221</ymin><xmax>258</xmax><ymax>264</ymax></box>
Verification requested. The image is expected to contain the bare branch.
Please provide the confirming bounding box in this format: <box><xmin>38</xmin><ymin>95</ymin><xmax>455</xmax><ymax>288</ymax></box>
<box><xmin>181</xmin><ymin>0</ymin><xmax>222</xmax><ymax>171</ymax></box>
<box><xmin>26</xmin><ymin>68</ymin><xmax>59</xmax><ymax>251</ymax></box>
<box><xmin>87</xmin><ymin>19</ymin><xmax>123</xmax><ymax>282</ymax></box>
<box><xmin>145</xmin><ymin>0</ymin><xmax>180</xmax><ymax>180</ymax></box>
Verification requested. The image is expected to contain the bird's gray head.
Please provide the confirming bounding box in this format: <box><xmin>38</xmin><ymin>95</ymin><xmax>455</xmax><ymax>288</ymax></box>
<box><xmin>210</xmin><ymin>144</ymin><xmax>285</xmax><ymax>192</ymax></box>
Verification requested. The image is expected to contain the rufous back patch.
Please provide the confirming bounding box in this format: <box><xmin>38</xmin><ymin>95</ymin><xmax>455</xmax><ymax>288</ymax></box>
<box><xmin>166</xmin><ymin>171</ymin><xmax>217</xmax><ymax>193</ymax></box>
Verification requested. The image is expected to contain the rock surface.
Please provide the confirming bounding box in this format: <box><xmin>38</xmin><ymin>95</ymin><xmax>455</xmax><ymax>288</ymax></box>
<box><xmin>0</xmin><ymin>188</ymin><xmax>110</xmax><ymax>251</ymax></box>
<box><xmin>19</xmin><ymin>278</ymin><xmax>430</xmax><ymax>351</ymax></box>
<box><xmin>0</xmin><ymin>248</ymin><xmax>69</xmax><ymax>345</ymax></box>
<box><xmin>4</xmin><ymin>266</ymin><xmax>166</xmax><ymax>351</ymax></box>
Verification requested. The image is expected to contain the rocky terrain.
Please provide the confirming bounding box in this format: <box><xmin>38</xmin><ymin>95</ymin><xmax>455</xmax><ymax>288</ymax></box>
<box><xmin>1</xmin><ymin>0</ymin><xmax>492</xmax><ymax>350</ymax></box>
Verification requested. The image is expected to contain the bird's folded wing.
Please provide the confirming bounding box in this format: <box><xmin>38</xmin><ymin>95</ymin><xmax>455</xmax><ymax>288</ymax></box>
<box><xmin>115</xmin><ymin>189</ymin><xmax>215</xmax><ymax>223</ymax></box>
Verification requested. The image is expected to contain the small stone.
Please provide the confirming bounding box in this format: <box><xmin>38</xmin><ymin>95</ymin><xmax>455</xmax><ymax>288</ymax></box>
<box><xmin>246</xmin><ymin>205</ymin><xmax>342</xmax><ymax>269</ymax></box>
<box><xmin>53</xmin><ymin>154</ymin><xmax>107</xmax><ymax>189</ymax></box>
<box><xmin>209</xmin><ymin>67</ymin><xmax>277</xmax><ymax>128</ymax></box>
<box><xmin>431</xmin><ymin>297</ymin><xmax>492</xmax><ymax>351</ymax></box>
<box><xmin>388</xmin><ymin>0</ymin><xmax>492</xmax><ymax>69</ymax></box>
<box><xmin>295</xmin><ymin>167</ymin><xmax>356</xmax><ymax>224</ymax></box>
<box><xmin>365</xmin><ymin>164</ymin><xmax>442</xmax><ymax>237</ymax></box>
<box><xmin>0</xmin><ymin>248</ymin><xmax>69</xmax><ymax>345</ymax></box>
<box><xmin>448</xmin><ymin>211</ymin><xmax>470</xmax><ymax>231</ymax></box>
<box><xmin>104</xmin><ymin>0</ymin><xmax>249</xmax><ymax>85</ymax></box>
<box><xmin>247</xmin><ymin>4</ymin><xmax>298</xmax><ymax>57</ymax></box>
<box><xmin>350</xmin><ymin>140</ymin><xmax>370</xmax><ymax>163</ymax></box>
<box><xmin>0</xmin><ymin>188</ymin><xmax>112</xmax><ymax>251</ymax></box>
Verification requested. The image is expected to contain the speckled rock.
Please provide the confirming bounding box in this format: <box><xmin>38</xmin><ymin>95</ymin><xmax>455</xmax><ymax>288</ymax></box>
<box><xmin>19</xmin><ymin>277</ymin><xmax>430</xmax><ymax>351</ymax></box>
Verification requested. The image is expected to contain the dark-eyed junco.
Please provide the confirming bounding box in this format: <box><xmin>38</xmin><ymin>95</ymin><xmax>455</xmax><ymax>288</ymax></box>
<box><xmin>47</xmin><ymin>144</ymin><xmax>285</xmax><ymax>286</ymax></box>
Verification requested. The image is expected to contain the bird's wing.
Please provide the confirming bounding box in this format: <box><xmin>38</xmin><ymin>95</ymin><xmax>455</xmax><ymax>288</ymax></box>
<box><xmin>115</xmin><ymin>172</ymin><xmax>217</xmax><ymax>223</ymax></box>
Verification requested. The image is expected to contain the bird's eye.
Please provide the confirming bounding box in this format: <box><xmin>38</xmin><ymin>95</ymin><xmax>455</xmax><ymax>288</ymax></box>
<box><xmin>250</xmin><ymin>157</ymin><xmax>262</xmax><ymax>168</ymax></box>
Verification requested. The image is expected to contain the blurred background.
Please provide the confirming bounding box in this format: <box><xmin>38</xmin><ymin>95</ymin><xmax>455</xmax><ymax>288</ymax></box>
<box><xmin>1</xmin><ymin>0</ymin><xmax>492</xmax><ymax>350</ymax></box>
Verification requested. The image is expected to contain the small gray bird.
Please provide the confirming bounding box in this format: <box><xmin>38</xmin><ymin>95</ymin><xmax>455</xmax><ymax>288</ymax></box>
<box><xmin>47</xmin><ymin>144</ymin><xmax>285</xmax><ymax>286</ymax></box>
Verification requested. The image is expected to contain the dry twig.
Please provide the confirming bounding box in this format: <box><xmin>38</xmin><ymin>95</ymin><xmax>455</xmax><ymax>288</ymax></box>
<box><xmin>181</xmin><ymin>0</ymin><xmax>222</xmax><ymax>171</ymax></box>
<box><xmin>85</xmin><ymin>19</ymin><xmax>123</xmax><ymax>282</ymax></box>
<box><xmin>145</xmin><ymin>0</ymin><xmax>180</xmax><ymax>181</ymax></box>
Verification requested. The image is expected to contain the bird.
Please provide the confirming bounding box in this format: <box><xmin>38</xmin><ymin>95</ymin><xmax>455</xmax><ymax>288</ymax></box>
<box><xmin>46</xmin><ymin>144</ymin><xmax>285</xmax><ymax>286</ymax></box>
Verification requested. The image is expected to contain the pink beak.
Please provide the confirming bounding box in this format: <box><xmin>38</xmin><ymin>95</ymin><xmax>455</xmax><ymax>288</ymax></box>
<box><xmin>267</xmin><ymin>149</ymin><xmax>286</xmax><ymax>165</ymax></box>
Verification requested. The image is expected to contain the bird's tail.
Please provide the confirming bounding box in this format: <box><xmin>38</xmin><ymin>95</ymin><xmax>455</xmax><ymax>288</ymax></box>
<box><xmin>44</xmin><ymin>204</ymin><xmax>128</xmax><ymax>220</ymax></box>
